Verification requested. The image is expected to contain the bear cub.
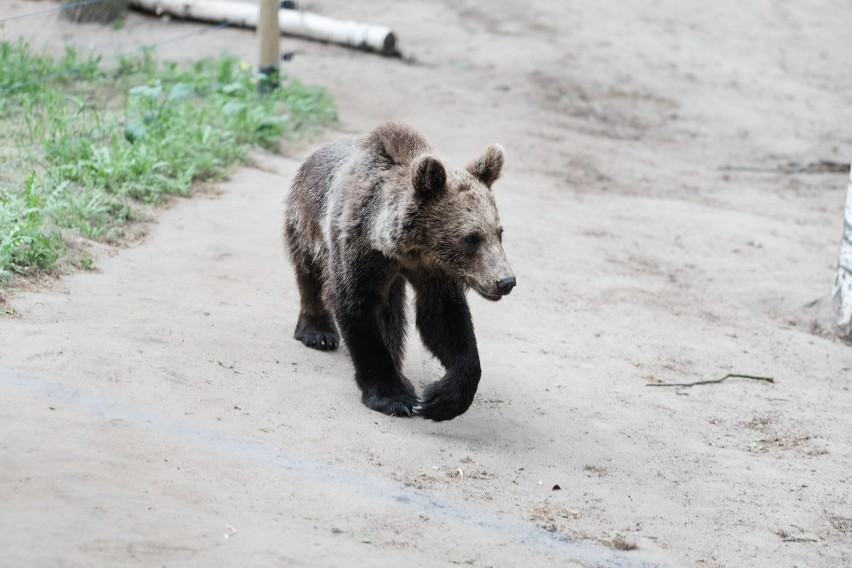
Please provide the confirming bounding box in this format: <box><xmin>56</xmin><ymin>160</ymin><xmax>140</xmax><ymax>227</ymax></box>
<box><xmin>284</xmin><ymin>122</ymin><xmax>515</xmax><ymax>421</ymax></box>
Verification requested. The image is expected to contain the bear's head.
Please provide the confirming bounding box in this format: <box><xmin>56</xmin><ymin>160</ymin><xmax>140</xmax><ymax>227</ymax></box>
<box><xmin>407</xmin><ymin>144</ymin><xmax>516</xmax><ymax>301</ymax></box>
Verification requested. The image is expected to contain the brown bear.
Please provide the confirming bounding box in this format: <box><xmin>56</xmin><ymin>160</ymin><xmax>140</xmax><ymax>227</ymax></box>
<box><xmin>284</xmin><ymin>122</ymin><xmax>515</xmax><ymax>421</ymax></box>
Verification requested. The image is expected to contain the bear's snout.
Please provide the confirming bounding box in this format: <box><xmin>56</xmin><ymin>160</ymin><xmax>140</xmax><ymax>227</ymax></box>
<box><xmin>496</xmin><ymin>276</ymin><xmax>516</xmax><ymax>295</ymax></box>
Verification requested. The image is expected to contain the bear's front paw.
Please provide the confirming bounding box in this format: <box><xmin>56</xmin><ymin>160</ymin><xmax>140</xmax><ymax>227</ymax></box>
<box><xmin>362</xmin><ymin>382</ymin><xmax>418</xmax><ymax>417</ymax></box>
<box><xmin>413</xmin><ymin>381</ymin><xmax>475</xmax><ymax>422</ymax></box>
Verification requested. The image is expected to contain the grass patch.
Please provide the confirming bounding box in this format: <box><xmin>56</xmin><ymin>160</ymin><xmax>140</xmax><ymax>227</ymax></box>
<box><xmin>0</xmin><ymin>40</ymin><xmax>336</xmax><ymax>284</ymax></box>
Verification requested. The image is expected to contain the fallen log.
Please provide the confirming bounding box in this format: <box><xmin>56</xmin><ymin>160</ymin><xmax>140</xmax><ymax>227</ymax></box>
<box><xmin>128</xmin><ymin>0</ymin><xmax>397</xmax><ymax>55</ymax></box>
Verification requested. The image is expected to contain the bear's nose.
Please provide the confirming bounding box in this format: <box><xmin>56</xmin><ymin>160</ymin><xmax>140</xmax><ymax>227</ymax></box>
<box><xmin>496</xmin><ymin>276</ymin><xmax>516</xmax><ymax>295</ymax></box>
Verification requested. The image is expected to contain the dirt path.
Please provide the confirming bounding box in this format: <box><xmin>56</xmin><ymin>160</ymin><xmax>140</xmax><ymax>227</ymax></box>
<box><xmin>2</xmin><ymin>1</ymin><xmax>852</xmax><ymax>567</ymax></box>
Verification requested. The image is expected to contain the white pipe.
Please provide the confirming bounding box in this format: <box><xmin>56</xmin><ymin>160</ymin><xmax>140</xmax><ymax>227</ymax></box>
<box><xmin>128</xmin><ymin>0</ymin><xmax>397</xmax><ymax>54</ymax></box>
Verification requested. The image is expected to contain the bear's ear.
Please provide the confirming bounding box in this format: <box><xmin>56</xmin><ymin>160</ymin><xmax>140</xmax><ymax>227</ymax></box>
<box><xmin>410</xmin><ymin>154</ymin><xmax>447</xmax><ymax>199</ymax></box>
<box><xmin>466</xmin><ymin>144</ymin><xmax>505</xmax><ymax>189</ymax></box>
<box><xmin>467</xmin><ymin>144</ymin><xmax>506</xmax><ymax>187</ymax></box>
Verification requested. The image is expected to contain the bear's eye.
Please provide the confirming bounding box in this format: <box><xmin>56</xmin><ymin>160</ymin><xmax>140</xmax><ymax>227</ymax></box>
<box><xmin>463</xmin><ymin>233</ymin><xmax>483</xmax><ymax>248</ymax></box>
<box><xmin>497</xmin><ymin>227</ymin><xmax>504</xmax><ymax>243</ymax></box>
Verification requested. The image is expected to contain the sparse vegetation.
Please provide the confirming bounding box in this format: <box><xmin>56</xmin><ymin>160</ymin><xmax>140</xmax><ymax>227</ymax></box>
<box><xmin>0</xmin><ymin>40</ymin><xmax>336</xmax><ymax>284</ymax></box>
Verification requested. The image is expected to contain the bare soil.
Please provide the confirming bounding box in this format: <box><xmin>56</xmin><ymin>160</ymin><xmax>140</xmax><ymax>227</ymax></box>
<box><xmin>2</xmin><ymin>1</ymin><xmax>851</xmax><ymax>567</ymax></box>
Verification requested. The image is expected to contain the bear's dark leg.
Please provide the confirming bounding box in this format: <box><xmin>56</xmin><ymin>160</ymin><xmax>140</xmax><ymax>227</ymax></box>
<box><xmin>334</xmin><ymin>270</ymin><xmax>417</xmax><ymax>417</ymax></box>
<box><xmin>293</xmin><ymin>263</ymin><xmax>339</xmax><ymax>351</ymax></box>
<box><xmin>285</xmin><ymin>217</ymin><xmax>338</xmax><ymax>351</ymax></box>
<box><xmin>411</xmin><ymin>277</ymin><xmax>481</xmax><ymax>421</ymax></box>
<box><xmin>379</xmin><ymin>276</ymin><xmax>408</xmax><ymax>370</ymax></box>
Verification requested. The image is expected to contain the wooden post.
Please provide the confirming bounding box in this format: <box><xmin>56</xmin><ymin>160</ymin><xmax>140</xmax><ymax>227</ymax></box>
<box><xmin>257</xmin><ymin>0</ymin><xmax>280</xmax><ymax>92</ymax></box>
<box><xmin>833</xmin><ymin>165</ymin><xmax>852</xmax><ymax>340</ymax></box>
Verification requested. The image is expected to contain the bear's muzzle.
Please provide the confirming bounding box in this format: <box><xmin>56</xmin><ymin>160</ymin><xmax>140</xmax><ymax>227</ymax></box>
<box><xmin>496</xmin><ymin>276</ymin><xmax>516</xmax><ymax>295</ymax></box>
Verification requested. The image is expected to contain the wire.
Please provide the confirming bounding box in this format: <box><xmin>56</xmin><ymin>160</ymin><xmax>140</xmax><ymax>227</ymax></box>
<box><xmin>0</xmin><ymin>0</ymin><xmax>104</xmax><ymax>25</ymax></box>
<box><xmin>139</xmin><ymin>19</ymin><xmax>234</xmax><ymax>49</ymax></box>
<box><xmin>0</xmin><ymin>122</ymin><xmax>123</xmax><ymax>173</ymax></box>
<box><xmin>0</xmin><ymin>20</ymin><xmax>233</xmax><ymax>96</ymax></box>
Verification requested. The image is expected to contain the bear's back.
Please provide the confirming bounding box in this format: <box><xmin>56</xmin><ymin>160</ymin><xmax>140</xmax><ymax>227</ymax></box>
<box><xmin>360</xmin><ymin>122</ymin><xmax>432</xmax><ymax>166</ymax></box>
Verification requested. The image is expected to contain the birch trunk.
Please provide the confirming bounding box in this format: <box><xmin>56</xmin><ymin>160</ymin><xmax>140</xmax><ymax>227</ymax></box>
<box><xmin>832</xmin><ymin>166</ymin><xmax>852</xmax><ymax>340</ymax></box>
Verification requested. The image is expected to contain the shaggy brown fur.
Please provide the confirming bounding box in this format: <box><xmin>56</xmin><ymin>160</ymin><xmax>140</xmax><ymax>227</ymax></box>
<box><xmin>284</xmin><ymin>122</ymin><xmax>515</xmax><ymax>421</ymax></box>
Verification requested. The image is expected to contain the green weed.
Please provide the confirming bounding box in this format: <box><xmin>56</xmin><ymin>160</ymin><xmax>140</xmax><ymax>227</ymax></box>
<box><xmin>0</xmin><ymin>177</ymin><xmax>63</xmax><ymax>281</ymax></box>
<box><xmin>0</xmin><ymin>41</ymin><xmax>336</xmax><ymax>284</ymax></box>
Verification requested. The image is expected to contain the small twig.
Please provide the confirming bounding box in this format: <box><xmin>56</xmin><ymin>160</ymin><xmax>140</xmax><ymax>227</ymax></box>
<box><xmin>719</xmin><ymin>165</ymin><xmax>778</xmax><ymax>173</ymax></box>
<box><xmin>217</xmin><ymin>360</ymin><xmax>242</xmax><ymax>374</ymax></box>
<box><xmin>647</xmin><ymin>373</ymin><xmax>774</xmax><ymax>388</ymax></box>
<box><xmin>782</xmin><ymin>537</ymin><xmax>818</xmax><ymax>543</ymax></box>
<box><xmin>719</xmin><ymin>161</ymin><xmax>849</xmax><ymax>175</ymax></box>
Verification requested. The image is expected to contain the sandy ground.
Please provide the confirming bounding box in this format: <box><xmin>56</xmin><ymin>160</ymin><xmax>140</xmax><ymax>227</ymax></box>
<box><xmin>2</xmin><ymin>1</ymin><xmax>852</xmax><ymax>566</ymax></box>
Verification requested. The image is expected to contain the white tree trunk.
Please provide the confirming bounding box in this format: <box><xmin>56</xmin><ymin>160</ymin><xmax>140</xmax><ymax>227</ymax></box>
<box><xmin>128</xmin><ymin>0</ymin><xmax>396</xmax><ymax>54</ymax></box>
<box><xmin>833</xmin><ymin>165</ymin><xmax>852</xmax><ymax>340</ymax></box>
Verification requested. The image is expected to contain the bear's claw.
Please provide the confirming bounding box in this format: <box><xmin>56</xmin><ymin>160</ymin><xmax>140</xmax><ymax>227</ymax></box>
<box><xmin>295</xmin><ymin>329</ymin><xmax>339</xmax><ymax>351</ymax></box>
<box><xmin>294</xmin><ymin>313</ymin><xmax>339</xmax><ymax>351</ymax></box>
<box><xmin>362</xmin><ymin>382</ymin><xmax>417</xmax><ymax>417</ymax></box>
<box><xmin>414</xmin><ymin>382</ymin><xmax>475</xmax><ymax>422</ymax></box>
<box><xmin>364</xmin><ymin>394</ymin><xmax>416</xmax><ymax>417</ymax></box>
